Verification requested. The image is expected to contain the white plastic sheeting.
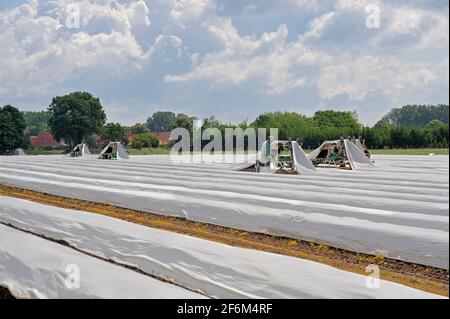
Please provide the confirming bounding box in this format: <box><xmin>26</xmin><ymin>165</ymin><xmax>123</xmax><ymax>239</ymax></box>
<box><xmin>0</xmin><ymin>155</ymin><xmax>448</xmax><ymax>268</ymax></box>
<box><xmin>81</xmin><ymin>144</ymin><xmax>91</xmax><ymax>156</ymax></box>
<box><xmin>117</xmin><ymin>142</ymin><xmax>130</xmax><ymax>159</ymax></box>
<box><xmin>99</xmin><ymin>142</ymin><xmax>130</xmax><ymax>160</ymax></box>
<box><xmin>344</xmin><ymin>140</ymin><xmax>374</xmax><ymax>170</ymax></box>
<box><xmin>0</xmin><ymin>197</ymin><xmax>442</xmax><ymax>299</ymax></box>
<box><xmin>291</xmin><ymin>141</ymin><xmax>316</xmax><ymax>174</ymax></box>
<box><xmin>308</xmin><ymin>140</ymin><xmax>373</xmax><ymax>171</ymax></box>
<box><xmin>0</xmin><ymin>224</ymin><xmax>206</xmax><ymax>299</ymax></box>
<box><xmin>71</xmin><ymin>144</ymin><xmax>91</xmax><ymax>157</ymax></box>
<box><xmin>307</xmin><ymin>142</ymin><xmax>326</xmax><ymax>160</ymax></box>
<box><xmin>226</xmin><ymin>142</ymin><xmax>316</xmax><ymax>174</ymax></box>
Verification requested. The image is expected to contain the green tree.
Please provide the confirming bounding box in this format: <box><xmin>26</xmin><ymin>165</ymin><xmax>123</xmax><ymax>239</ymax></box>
<box><xmin>147</xmin><ymin>111</ymin><xmax>177</xmax><ymax>131</ymax></box>
<box><xmin>85</xmin><ymin>134</ymin><xmax>99</xmax><ymax>149</ymax></box>
<box><xmin>376</xmin><ymin>104</ymin><xmax>449</xmax><ymax>127</ymax></box>
<box><xmin>22</xmin><ymin>111</ymin><xmax>51</xmax><ymax>136</ymax></box>
<box><xmin>312</xmin><ymin>110</ymin><xmax>361</xmax><ymax>132</ymax></box>
<box><xmin>48</xmin><ymin>92</ymin><xmax>106</xmax><ymax>147</ymax></box>
<box><xmin>0</xmin><ymin>105</ymin><xmax>27</xmax><ymax>153</ymax></box>
<box><xmin>250</xmin><ymin>111</ymin><xmax>363</xmax><ymax>149</ymax></box>
<box><xmin>202</xmin><ymin>115</ymin><xmax>221</xmax><ymax>129</ymax></box>
<box><xmin>426</xmin><ymin>119</ymin><xmax>448</xmax><ymax>130</ymax></box>
<box><xmin>426</xmin><ymin>120</ymin><xmax>449</xmax><ymax>148</ymax></box>
<box><xmin>174</xmin><ymin>115</ymin><xmax>194</xmax><ymax>132</ymax></box>
<box><xmin>389</xmin><ymin>126</ymin><xmax>410</xmax><ymax>148</ymax></box>
<box><xmin>101</xmin><ymin>123</ymin><xmax>128</xmax><ymax>145</ymax></box>
<box><xmin>252</xmin><ymin>112</ymin><xmax>313</xmax><ymax>140</ymax></box>
<box><xmin>131</xmin><ymin>133</ymin><xmax>159</xmax><ymax>149</ymax></box>
<box><xmin>361</xmin><ymin>127</ymin><xmax>390</xmax><ymax>149</ymax></box>
<box><xmin>130</xmin><ymin>123</ymin><xmax>150</xmax><ymax>134</ymax></box>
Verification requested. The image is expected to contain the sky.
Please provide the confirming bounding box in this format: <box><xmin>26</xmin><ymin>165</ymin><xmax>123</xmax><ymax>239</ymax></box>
<box><xmin>0</xmin><ymin>0</ymin><xmax>448</xmax><ymax>126</ymax></box>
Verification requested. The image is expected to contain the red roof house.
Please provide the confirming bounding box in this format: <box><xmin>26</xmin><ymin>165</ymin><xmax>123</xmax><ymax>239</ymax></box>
<box><xmin>127</xmin><ymin>133</ymin><xmax>137</xmax><ymax>145</ymax></box>
<box><xmin>30</xmin><ymin>132</ymin><xmax>62</xmax><ymax>148</ymax></box>
<box><xmin>153</xmin><ymin>132</ymin><xmax>172</xmax><ymax>145</ymax></box>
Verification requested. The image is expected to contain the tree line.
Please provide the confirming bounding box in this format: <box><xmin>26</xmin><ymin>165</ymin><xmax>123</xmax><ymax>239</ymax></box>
<box><xmin>0</xmin><ymin>91</ymin><xmax>448</xmax><ymax>154</ymax></box>
<box><xmin>175</xmin><ymin>108</ymin><xmax>448</xmax><ymax>150</ymax></box>
<box><xmin>376</xmin><ymin>104</ymin><xmax>448</xmax><ymax>127</ymax></box>
<box><xmin>248</xmin><ymin>109</ymin><xmax>448</xmax><ymax>149</ymax></box>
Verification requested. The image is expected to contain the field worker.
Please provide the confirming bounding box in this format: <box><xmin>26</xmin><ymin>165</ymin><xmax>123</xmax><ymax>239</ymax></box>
<box><xmin>255</xmin><ymin>136</ymin><xmax>274</xmax><ymax>172</ymax></box>
<box><xmin>71</xmin><ymin>145</ymin><xmax>81</xmax><ymax>157</ymax></box>
<box><xmin>260</xmin><ymin>136</ymin><xmax>274</xmax><ymax>164</ymax></box>
<box><xmin>104</xmin><ymin>145</ymin><xmax>113</xmax><ymax>159</ymax></box>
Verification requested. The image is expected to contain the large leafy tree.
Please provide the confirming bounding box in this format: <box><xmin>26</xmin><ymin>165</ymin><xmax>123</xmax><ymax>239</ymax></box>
<box><xmin>22</xmin><ymin>111</ymin><xmax>51</xmax><ymax>136</ymax></box>
<box><xmin>131</xmin><ymin>133</ymin><xmax>159</xmax><ymax>149</ymax></box>
<box><xmin>252</xmin><ymin>112</ymin><xmax>313</xmax><ymax>140</ymax></box>
<box><xmin>48</xmin><ymin>92</ymin><xmax>106</xmax><ymax>147</ymax></box>
<box><xmin>130</xmin><ymin>123</ymin><xmax>150</xmax><ymax>134</ymax></box>
<box><xmin>312</xmin><ymin>110</ymin><xmax>361</xmax><ymax>131</ymax></box>
<box><xmin>174</xmin><ymin>115</ymin><xmax>193</xmax><ymax>132</ymax></box>
<box><xmin>101</xmin><ymin>122</ymin><xmax>128</xmax><ymax>144</ymax></box>
<box><xmin>0</xmin><ymin>105</ymin><xmax>27</xmax><ymax>153</ymax></box>
<box><xmin>147</xmin><ymin>111</ymin><xmax>177</xmax><ymax>132</ymax></box>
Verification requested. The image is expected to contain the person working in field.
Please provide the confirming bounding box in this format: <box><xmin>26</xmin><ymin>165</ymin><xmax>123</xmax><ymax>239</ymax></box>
<box><xmin>101</xmin><ymin>145</ymin><xmax>114</xmax><ymax>159</ymax></box>
<box><xmin>71</xmin><ymin>145</ymin><xmax>81</xmax><ymax>157</ymax></box>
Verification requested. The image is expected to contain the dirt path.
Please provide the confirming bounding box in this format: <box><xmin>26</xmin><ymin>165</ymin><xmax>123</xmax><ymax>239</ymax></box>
<box><xmin>0</xmin><ymin>183</ymin><xmax>448</xmax><ymax>297</ymax></box>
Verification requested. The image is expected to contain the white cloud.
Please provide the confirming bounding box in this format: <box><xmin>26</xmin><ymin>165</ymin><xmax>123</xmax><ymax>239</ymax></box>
<box><xmin>367</xmin><ymin>5</ymin><xmax>449</xmax><ymax>49</ymax></box>
<box><xmin>126</xmin><ymin>0</ymin><xmax>151</xmax><ymax>28</ymax></box>
<box><xmin>149</xmin><ymin>34</ymin><xmax>185</xmax><ymax>61</ymax></box>
<box><xmin>0</xmin><ymin>0</ymin><xmax>447</xmax><ymax>125</ymax></box>
<box><xmin>335</xmin><ymin>0</ymin><xmax>376</xmax><ymax>12</ymax></box>
<box><xmin>0</xmin><ymin>0</ymin><xmax>154</xmax><ymax>97</ymax></box>
<box><xmin>331</xmin><ymin>1</ymin><xmax>449</xmax><ymax>50</ymax></box>
<box><xmin>318</xmin><ymin>55</ymin><xmax>447</xmax><ymax>103</ymax></box>
<box><xmin>165</xmin><ymin>0</ymin><xmax>448</xmax><ymax>107</ymax></box>
<box><xmin>291</xmin><ymin>0</ymin><xmax>322</xmax><ymax>11</ymax></box>
<box><xmin>165</xmin><ymin>19</ymin><xmax>324</xmax><ymax>94</ymax></box>
<box><xmin>389</xmin><ymin>7</ymin><xmax>423</xmax><ymax>35</ymax></box>
<box><xmin>302</xmin><ymin>12</ymin><xmax>336</xmax><ymax>40</ymax></box>
<box><xmin>43</xmin><ymin>0</ymin><xmax>152</xmax><ymax>33</ymax></box>
<box><xmin>169</xmin><ymin>0</ymin><xmax>215</xmax><ymax>27</ymax></box>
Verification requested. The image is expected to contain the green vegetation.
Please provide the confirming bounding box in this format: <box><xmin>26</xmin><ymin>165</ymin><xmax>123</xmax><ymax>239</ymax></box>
<box><xmin>250</xmin><ymin>105</ymin><xmax>449</xmax><ymax>149</ymax></box>
<box><xmin>376</xmin><ymin>104</ymin><xmax>449</xmax><ymax>127</ymax></box>
<box><xmin>100</xmin><ymin>122</ymin><xmax>128</xmax><ymax>145</ymax></box>
<box><xmin>0</xmin><ymin>105</ymin><xmax>27</xmax><ymax>154</ymax></box>
<box><xmin>48</xmin><ymin>92</ymin><xmax>106</xmax><ymax>147</ymax></box>
<box><xmin>132</xmin><ymin>133</ymin><xmax>159</xmax><ymax>149</ymax></box>
<box><xmin>22</xmin><ymin>111</ymin><xmax>51</xmax><ymax>136</ymax></box>
<box><xmin>147</xmin><ymin>111</ymin><xmax>195</xmax><ymax>132</ymax></box>
<box><xmin>251</xmin><ymin>111</ymin><xmax>362</xmax><ymax>148</ymax></box>
<box><xmin>362</xmin><ymin>125</ymin><xmax>448</xmax><ymax>149</ymax></box>
<box><xmin>127</xmin><ymin>147</ymin><xmax>171</xmax><ymax>155</ymax></box>
<box><xmin>129</xmin><ymin>123</ymin><xmax>150</xmax><ymax>134</ymax></box>
<box><xmin>1</xmin><ymin>94</ymin><xmax>449</xmax><ymax>156</ymax></box>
